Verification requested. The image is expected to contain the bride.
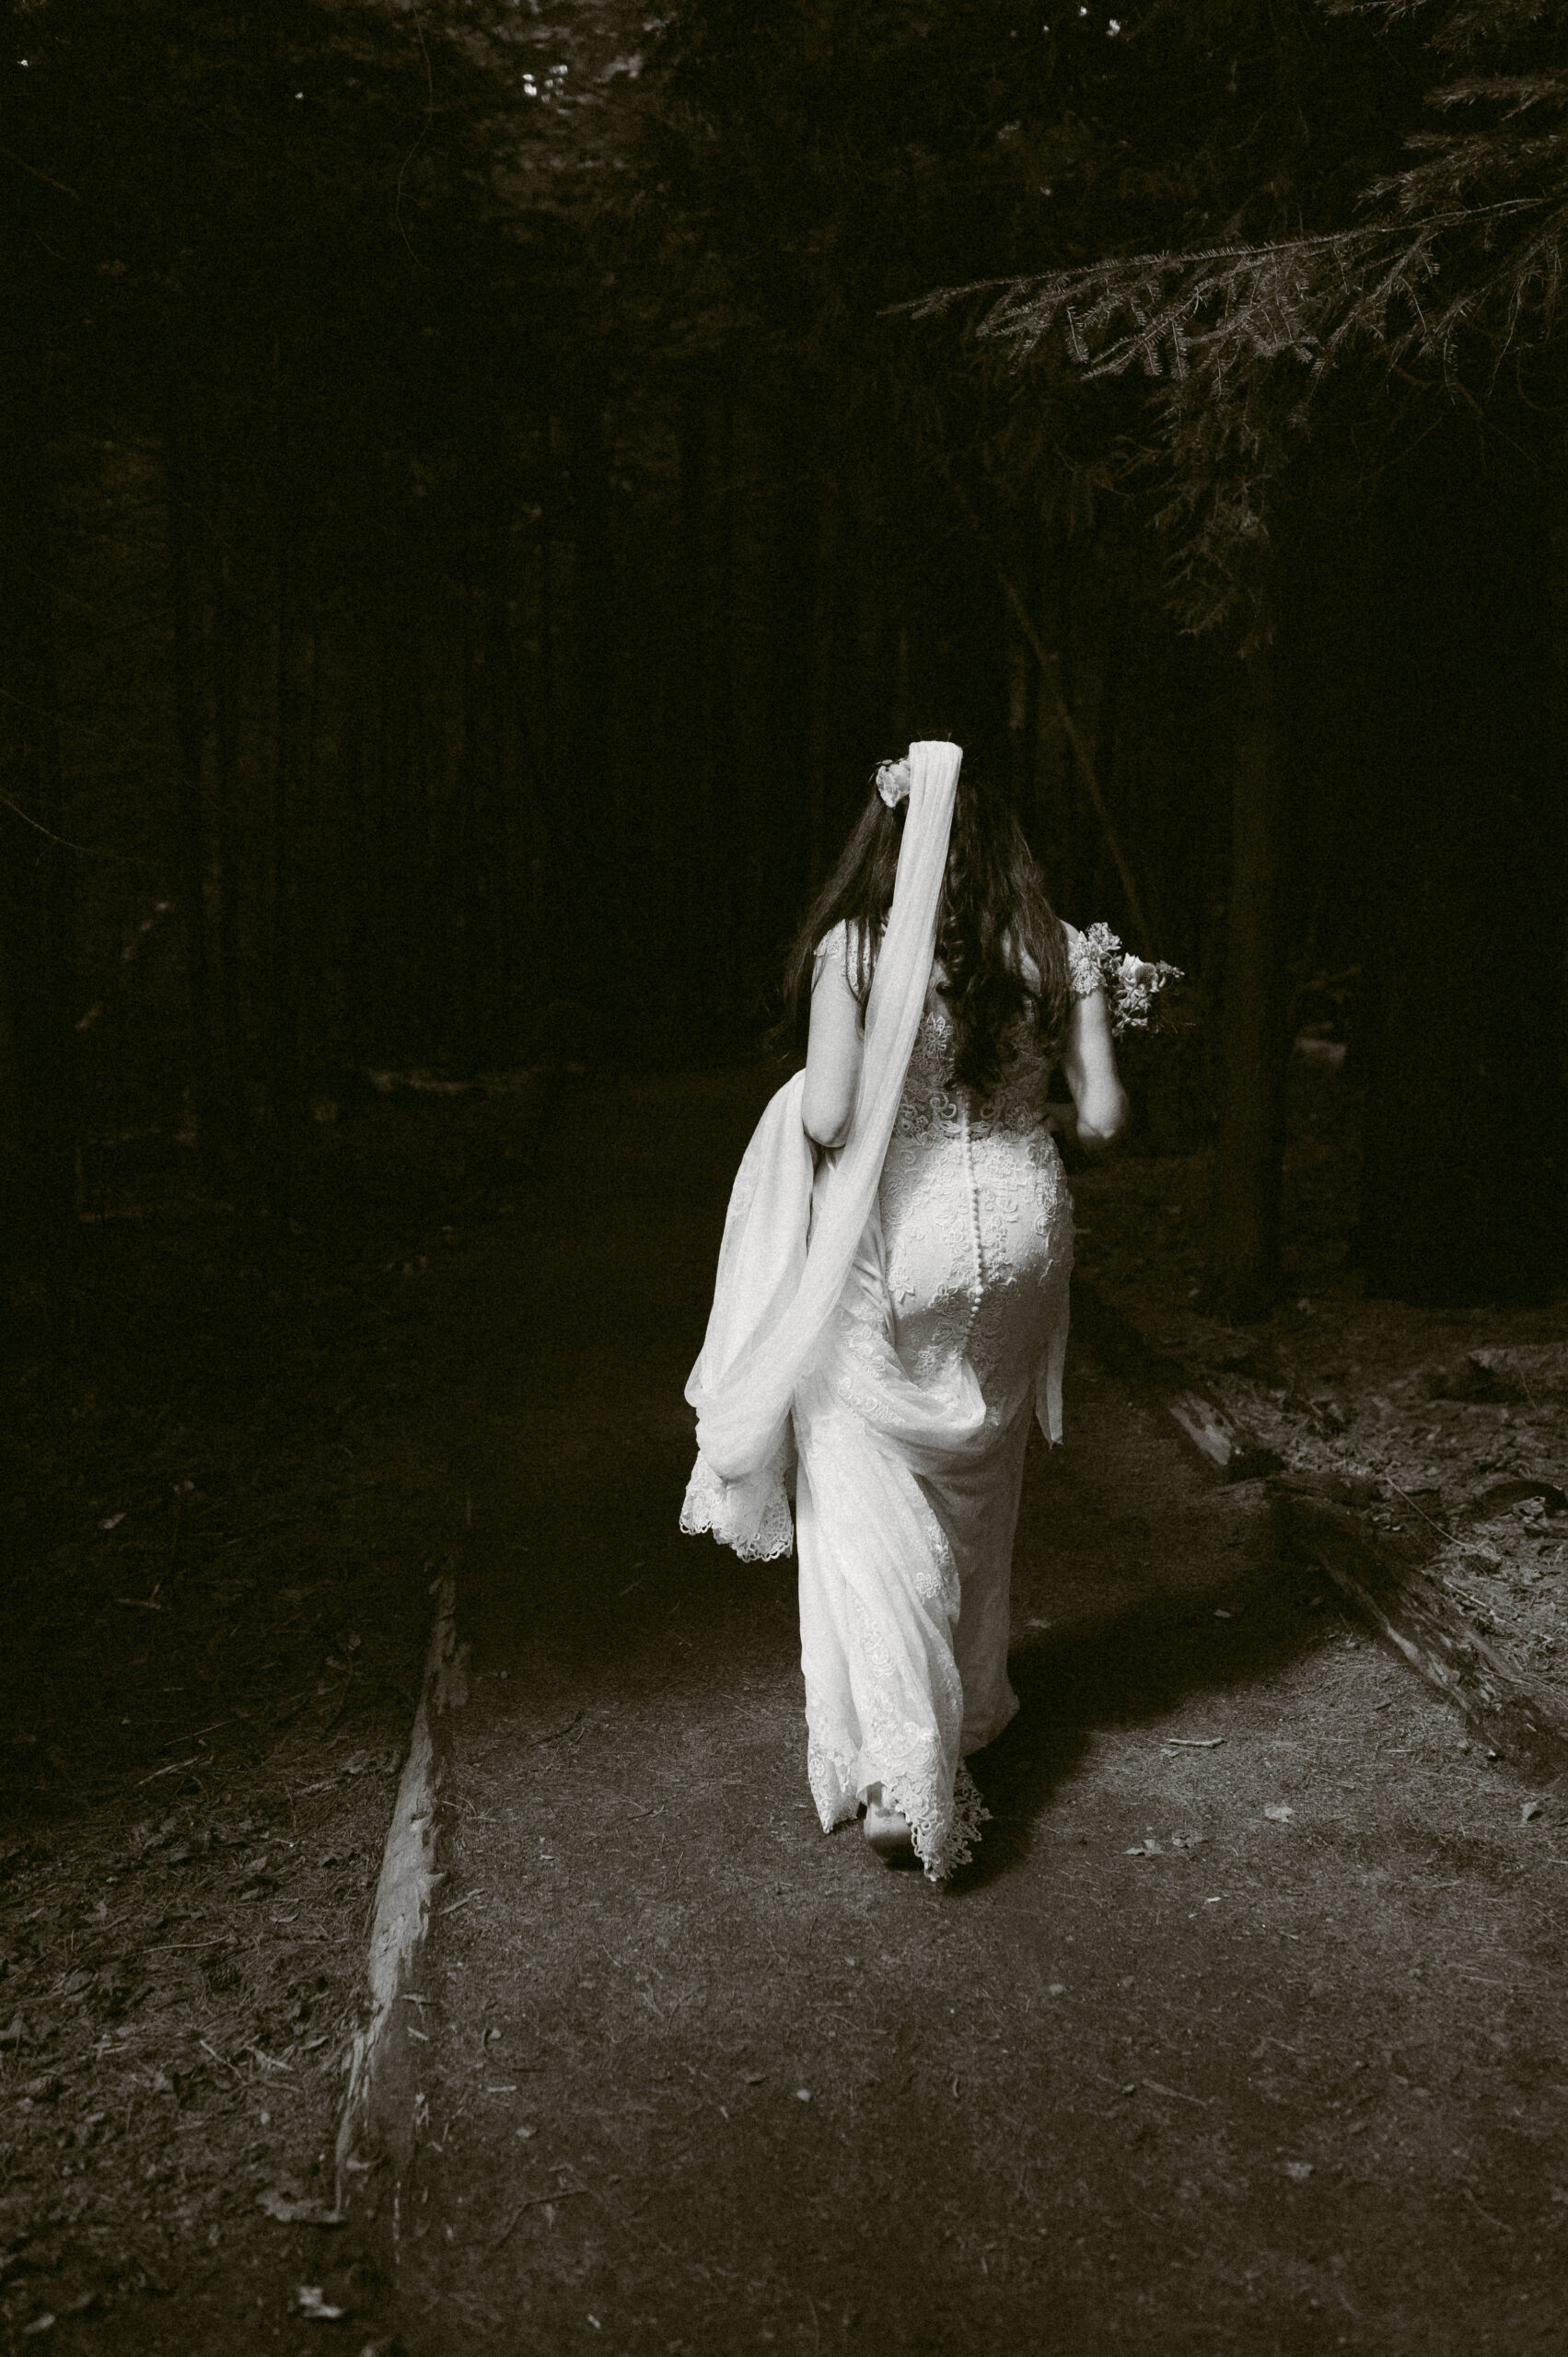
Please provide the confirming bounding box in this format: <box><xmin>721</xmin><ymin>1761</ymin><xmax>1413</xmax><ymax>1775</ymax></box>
<box><xmin>681</xmin><ymin>741</ymin><xmax>1133</xmax><ymax>1881</ymax></box>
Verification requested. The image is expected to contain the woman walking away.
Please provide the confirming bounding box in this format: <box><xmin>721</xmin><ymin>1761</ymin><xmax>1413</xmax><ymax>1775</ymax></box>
<box><xmin>682</xmin><ymin>741</ymin><xmax>1158</xmax><ymax>1882</ymax></box>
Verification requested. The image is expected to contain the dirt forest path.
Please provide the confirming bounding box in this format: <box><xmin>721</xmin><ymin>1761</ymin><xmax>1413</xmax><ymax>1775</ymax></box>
<box><xmin>398</xmin><ymin>1073</ymin><xmax>1567</xmax><ymax>2357</ymax></box>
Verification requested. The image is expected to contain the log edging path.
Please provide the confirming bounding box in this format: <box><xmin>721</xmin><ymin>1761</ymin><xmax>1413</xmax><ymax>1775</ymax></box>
<box><xmin>1073</xmin><ymin>1276</ymin><xmax>1568</xmax><ymax>1786</ymax></box>
<box><xmin>335</xmin><ymin>1566</ymin><xmax>470</xmax><ymax>2258</ymax></box>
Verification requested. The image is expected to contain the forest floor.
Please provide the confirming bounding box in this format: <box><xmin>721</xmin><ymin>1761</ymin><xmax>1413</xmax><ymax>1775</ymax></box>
<box><xmin>401</xmin><ymin>1065</ymin><xmax>1568</xmax><ymax>2357</ymax></box>
<box><xmin>2</xmin><ymin>1052</ymin><xmax>1565</xmax><ymax>2353</ymax></box>
<box><xmin>0</xmin><ymin>1082</ymin><xmax>548</xmax><ymax>2351</ymax></box>
<box><xmin>1072</xmin><ymin>1055</ymin><xmax>1568</xmax><ymax>1709</ymax></box>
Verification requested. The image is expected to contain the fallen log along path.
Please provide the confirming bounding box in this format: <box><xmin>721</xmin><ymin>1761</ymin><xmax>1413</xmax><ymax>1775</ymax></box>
<box><xmin>1073</xmin><ymin>1276</ymin><xmax>1568</xmax><ymax>1786</ymax></box>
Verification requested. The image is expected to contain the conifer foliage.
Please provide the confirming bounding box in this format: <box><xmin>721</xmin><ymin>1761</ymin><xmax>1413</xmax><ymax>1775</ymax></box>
<box><xmin>907</xmin><ymin>0</ymin><xmax>1568</xmax><ymax>629</ymax></box>
<box><xmin>0</xmin><ymin>0</ymin><xmax>1560</xmax><ymax>1306</ymax></box>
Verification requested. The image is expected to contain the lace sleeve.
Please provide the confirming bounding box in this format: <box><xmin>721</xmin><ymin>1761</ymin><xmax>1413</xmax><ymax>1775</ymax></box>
<box><xmin>680</xmin><ymin>1443</ymin><xmax>796</xmax><ymax>1563</ymax></box>
<box><xmin>811</xmin><ymin>920</ymin><xmax>847</xmax><ymax>997</ymax></box>
<box><xmin>813</xmin><ymin>917</ymin><xmax>877</xmax><ymax>1007</ymax></box>
<box><xmin>1063</xmin><ymin>922</ymin><xmax>1102</xmax><ymax>999</ymax></box>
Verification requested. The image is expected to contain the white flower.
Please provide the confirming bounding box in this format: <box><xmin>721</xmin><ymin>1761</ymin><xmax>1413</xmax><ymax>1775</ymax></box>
<box><xmin>876</xmin><ymin>759</ymin><xmax>912</xmax><ymax>809</ymax></box>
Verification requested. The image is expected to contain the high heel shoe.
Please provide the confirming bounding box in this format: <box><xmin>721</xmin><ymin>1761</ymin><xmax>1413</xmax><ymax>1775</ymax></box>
<box><xmin>862</xmin><ymin>1790</ymin><xmax>917</xmax><ymax>1865</ymax></box>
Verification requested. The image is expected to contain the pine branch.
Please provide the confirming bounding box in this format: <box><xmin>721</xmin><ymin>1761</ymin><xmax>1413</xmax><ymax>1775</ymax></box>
<box><xmin>1322</xmin><ymin>0</ymin><xmax>1562</xmax><ymax>62</ymax></box>
<box><xmin>900</xmin><ymin>201</ymin><xmax>1547</xmax><ymax>395</ymax></box>
<box><xmin>1431</xmin><ymin>72</ymin><xmax>1568</xmax><ymax>112</ymax></box>
<box><xmin>899</xmin><ymin>2</ymin><xmax>1568</xmax><ymax>633</ymax></box>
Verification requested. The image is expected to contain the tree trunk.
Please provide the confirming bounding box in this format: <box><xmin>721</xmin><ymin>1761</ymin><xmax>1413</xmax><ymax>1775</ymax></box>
<box><xmin>0</xmin><ymin>447</ymin><xmax>76</xmax><ymax>1267</ymax></box>
<box><xmin>1212</xmin><ymin>624</ymin><xmax>1288</xmax><ymax>1319</ymax></box>
<box><xmin>1017</xmin><ymin>520</ymin><xmax>1043</xmax><ymax>825</ymax></box>
<box><xmin>392</xmin><ymin>578</ymin><xmax>418</xmax><ymax>1057</ymax></box>
<box><xmin>952</xmin><ymin>489</ymin><xmax>1151</xmax><ymax>944</ymax></box>
<box><xmin>1030</xmin><ymin>528</ymin><xmax>1070</xmax><ymax>897</ymax></box>
<box><xmin>1544</xmin><ymin>376</ymin><xmax>1568</xmax><ymax>1110</ymax></box>
<box><xmin>569</xmin><ymin>375</ymin><xmax>614</xmax><ymax>1011</ymax></box>
<box><xmin>891</xmin><ymin>618</ymin><xmax>910</xmax><ymax>749</ymax></box>
<box><xmin>766</xmin><ymin>400</ymin><xmax>818</xmax><ymax>946</ymax></box>
<box><xmin>1355</xmin><ymin>412</ymin><xmax>1563</xmax><ymax>1300</ymax></box>
<box><xmin>678</xmin><ymin>379</ymin><xmax>714</xmax><ymax>1004</ymax></box>
<box><xmin>340</xmin><ymin>602</ymin><xmax>371</xmax><ymax>1068</ymax></box>
<box><xmin>1089</xmin><ymin>612</ymin><xmax>1124</xmax><ymax>930</ymax></box>
<box><xmin>532</xmin><ymin>482</ymin><xmax>559</xmax><ymax>988</ymax></box>
<box><xmin>210</xmin><ymin>527</ymin><xmax>248</xmax><ymax>1176</ymax></box>
<box><xmin>505</xmin><ymin>507</ymin><xmax>552</xmax><ymax>1016</ymax></box>
<box><xmin>370</xmin><ymin>557</ymin><xmax>397</xmax><ymax>1059</ymax></box>
<box><xmin>298</xmin><ymin>623</ymin><xmax>319</xmax><ymax>1074</ymax></box>
<box><xmin>165</xmin><ymin>400</ymin><xmax>223</xmax><ymax>1186</ymax></box>
<box><xmin>265</xmin><ymin>490</ymin><xmax>296</xmax><ymax>1224</ymax></box>
<box><xmin>409</xmin><ymin>620</ymin><xmax>433</xmax><ymax>1055</ymax></box>
<box><xmin>483</xmin><ymin>523</ymin><xmax>515</xmax><ymax>1063</ymax></box>
<box><xmin>805</xmin><ymin>468</ymin><xmax>838</xmax><ymax>890</ymax></box>
<box><xmin>458</xmin><ymin>550</ymin><xmax>482</xmax><ymax>1067</ymax></box>
<box><xmin>710</xmin><ymin>383</ymin><xmax>738</xmax><ymax>913</ymax></box>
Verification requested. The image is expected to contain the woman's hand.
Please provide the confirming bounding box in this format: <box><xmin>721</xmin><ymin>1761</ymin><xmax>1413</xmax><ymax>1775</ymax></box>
<box><xmin>1061</xmin><ymin>985</ymin><xmax>1129</xmax><ymax>1151</ymax></box>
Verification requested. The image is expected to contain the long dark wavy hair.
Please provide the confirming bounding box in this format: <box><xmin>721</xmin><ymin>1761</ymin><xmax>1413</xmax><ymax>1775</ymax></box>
<box><xmin>779</xmin><ymin>761</ymin><xmax>1071</xmax><ymax>1097</ymax></box>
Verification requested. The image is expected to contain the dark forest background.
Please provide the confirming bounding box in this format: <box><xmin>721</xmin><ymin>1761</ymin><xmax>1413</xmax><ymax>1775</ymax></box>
<box><xmin>2</xmin><ymin>0</ymin><xmax>1564</xmax><ymax>1316</ymax></box>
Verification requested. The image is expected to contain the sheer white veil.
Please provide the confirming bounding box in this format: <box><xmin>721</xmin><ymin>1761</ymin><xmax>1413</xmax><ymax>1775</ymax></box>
<box><xmin>683</xmin><ymin>740</ymin><xmax>965</xmax><ymax>1510</ymax></box>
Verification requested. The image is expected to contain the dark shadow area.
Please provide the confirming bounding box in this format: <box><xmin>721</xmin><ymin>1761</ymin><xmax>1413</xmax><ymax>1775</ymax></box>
<box><xmin>968</xmin><ymin>1538</ymin><xmax>1321</xmax><ymax>1889</ymax></box>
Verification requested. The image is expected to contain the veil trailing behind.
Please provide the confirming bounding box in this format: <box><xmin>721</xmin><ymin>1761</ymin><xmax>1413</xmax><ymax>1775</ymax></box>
<box><xmin>680</xmin><ymin>740</ymin><xmax>983</xmax><ymax>1562</ymax></box>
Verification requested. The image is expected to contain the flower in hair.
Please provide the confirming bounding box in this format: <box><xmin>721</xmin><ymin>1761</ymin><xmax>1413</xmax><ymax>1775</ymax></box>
<box><xmin>876</xmin><ymin>759</ymin><xmax>912</xmax><ymax>809</ymax></box>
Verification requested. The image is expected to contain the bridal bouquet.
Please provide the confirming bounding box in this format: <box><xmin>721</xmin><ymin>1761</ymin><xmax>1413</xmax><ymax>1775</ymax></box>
<box><xmin>1079</xmin><ymin>922</ymin><xmax>1184</xmax><ymax>1038</ymax></box>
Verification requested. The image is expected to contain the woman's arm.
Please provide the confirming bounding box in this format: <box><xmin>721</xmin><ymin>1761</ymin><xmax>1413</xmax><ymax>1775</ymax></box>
<box><xmin>801</xmin><ymin>937</ymin><xmax>865</xmax><ymax>1150</ymax></box>
<box><xmin>1061</xmin><ymin>984</ymin><xmax>1129</xmax><ymax>1150</ymax></box>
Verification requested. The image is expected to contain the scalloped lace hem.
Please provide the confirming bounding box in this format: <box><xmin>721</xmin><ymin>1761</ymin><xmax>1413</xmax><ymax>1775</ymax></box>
<box><xmin>679</xmin><ymin>1450</ymin><xmax>795</xmax><ymax>1563</ymax></box>
<box><xmin>808</xmin><ymin>1740</ymin><xmax>989</xmax><ymax>1884</ymax></box>
<box><xmin>896</xmin><ymin>1760</ymin><xmax>989</xmax><ymax>1883</ymax></box>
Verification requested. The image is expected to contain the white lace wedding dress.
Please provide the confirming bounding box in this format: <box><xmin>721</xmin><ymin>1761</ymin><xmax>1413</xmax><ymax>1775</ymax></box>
<box><xmin>788</xmin><ymin>919</ymin><xmax>1102</xmax><ymax>1878</ymax></box>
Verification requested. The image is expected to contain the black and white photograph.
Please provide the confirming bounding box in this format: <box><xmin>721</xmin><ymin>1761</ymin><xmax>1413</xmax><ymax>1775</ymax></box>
<box><xmin>2</xmin><ymin>1</ymin><xmax>1566</xmax><ymax>2349</ymax></box>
